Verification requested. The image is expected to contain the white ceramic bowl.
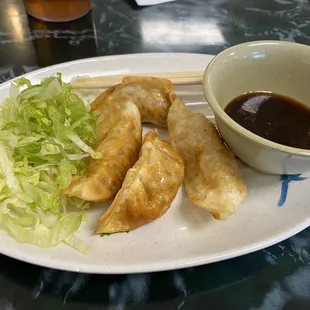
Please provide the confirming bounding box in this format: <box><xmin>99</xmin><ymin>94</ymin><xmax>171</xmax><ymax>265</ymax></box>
<box><xmin>203</xmin><ymin>40</ymin><xmax>310</xmax><ymax>175</ymax></box>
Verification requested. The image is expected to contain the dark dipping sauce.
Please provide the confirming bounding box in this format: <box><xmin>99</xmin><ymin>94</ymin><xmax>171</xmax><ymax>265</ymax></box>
<box><xmin>224</xmin><ymin>92</ymin><xmax>310</xmax><ymax>149</ymax></box>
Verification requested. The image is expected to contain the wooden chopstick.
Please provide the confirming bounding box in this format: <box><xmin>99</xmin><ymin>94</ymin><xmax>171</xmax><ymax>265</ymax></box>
<box><xmin>70</xmin><ymin>71</ymin><xmax>204</xmax><ymax>89</ymax></box>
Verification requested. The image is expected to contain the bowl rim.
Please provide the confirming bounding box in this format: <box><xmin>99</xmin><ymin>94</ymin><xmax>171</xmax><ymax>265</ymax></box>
<box><xmin>203</xmin><ymin>40</ymin><xmax>310</xmax><ymax>157</ymax></box>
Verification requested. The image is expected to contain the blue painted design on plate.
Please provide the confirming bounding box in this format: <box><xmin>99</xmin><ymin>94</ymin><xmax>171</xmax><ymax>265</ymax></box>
<box><xmin>277</xmin><ymin>174</ymin><xmax>308</xmax><ymax>207</ymax></box>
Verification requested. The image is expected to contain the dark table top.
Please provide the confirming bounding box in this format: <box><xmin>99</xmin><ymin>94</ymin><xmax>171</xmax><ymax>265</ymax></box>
<box><xmin>1</xmin><ymin>0</ymin><xmax>310</xmax><ymax>309</ymax></box>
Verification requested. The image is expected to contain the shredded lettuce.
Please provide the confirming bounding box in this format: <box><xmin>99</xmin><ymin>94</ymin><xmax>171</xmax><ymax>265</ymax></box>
<box><xmin>0</xmin><ymin>73</ymin><xmax>100</xmax><ymax>254</ymax></box>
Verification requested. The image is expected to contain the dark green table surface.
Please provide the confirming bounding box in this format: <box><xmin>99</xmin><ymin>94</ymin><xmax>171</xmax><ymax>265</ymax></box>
<box><xmin>1</xmin><ymin>0</ymin><xmax>310</xmax><ymax>309</ymax></box>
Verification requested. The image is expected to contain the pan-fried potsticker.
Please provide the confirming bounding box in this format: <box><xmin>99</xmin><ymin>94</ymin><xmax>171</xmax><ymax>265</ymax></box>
<box><xmin>90</xmin><ymin>76</ymin><xmax>176</xmax><ymax>127</ymax></box>
<box><xmin>96</xmin><ymin>131</ymin><xmax>184</xmax><ymax>234</ymax></box>
<box><xmin>167</xmin><ymin>97</ymin><xmax>248</xmax><ymax>220</ymax></box>
<box><xmin>64</xmin><ymin>94</ymin><xmax>142</xmax><ymax>202</ymax></box>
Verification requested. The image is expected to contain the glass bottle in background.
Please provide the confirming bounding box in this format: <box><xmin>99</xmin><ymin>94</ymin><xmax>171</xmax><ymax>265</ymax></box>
<box><xmin>27</xmin><ymin>10</ymin><xmax>98</xmax><ymax>67</ymax></box>
<box><xmin>23</xmin><ymin>0</ymin><xmax>92</xmax><ymax>22</ymax></box>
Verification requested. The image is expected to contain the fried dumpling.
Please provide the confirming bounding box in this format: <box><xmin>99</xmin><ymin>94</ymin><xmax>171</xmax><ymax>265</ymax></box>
<box><xmin>64</xmin><ymin>94</ymin><xmax>142</xmax><ymax>202</ymax></box>
<box><xmin>96</xmin><ymin>131</ymin><xmax>184</xmax><ymax>234</ymax></box>
<box><xmin>90</xmin><ymin>76</ymin><xmax>176</xmax><ymax>127</ymax></box>
<box><xmin>167</xmin><ymin>97</ymin><xmax>248</xmax><ymax>220</ymax></box>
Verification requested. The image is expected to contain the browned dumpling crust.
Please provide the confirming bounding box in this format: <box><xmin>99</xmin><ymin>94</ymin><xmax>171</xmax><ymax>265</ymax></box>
<box><xmin>90</xmin><ymin>76</ymin><xmax>176</xmax><ymax>127</ymax></box>
<box><xmin>64</xmin><ymin>94</ymin><xmax>142</xmax><ymax>202</ymax></box>
<box><xmin>167</xmin><ymin>97</ymin><xmax>248</xmax><ymax>220</ymax></box>
<box><xmin>96</xmin><ymin>130</ymin><xmax>184</xmax><ymax>234</ymax></box>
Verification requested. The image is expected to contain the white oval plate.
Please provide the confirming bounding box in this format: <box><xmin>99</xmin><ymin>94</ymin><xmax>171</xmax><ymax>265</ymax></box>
<box><xmin>0</xmin><ymin>53</ymin><xmax>310</xmax><ymax>274</ymax></box>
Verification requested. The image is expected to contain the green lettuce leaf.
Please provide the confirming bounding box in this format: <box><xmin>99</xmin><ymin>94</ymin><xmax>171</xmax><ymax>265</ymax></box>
<box><xmin>0</xmin><ymin>73</ymin><xmax>100</xmax><ymax>254</ymax></box>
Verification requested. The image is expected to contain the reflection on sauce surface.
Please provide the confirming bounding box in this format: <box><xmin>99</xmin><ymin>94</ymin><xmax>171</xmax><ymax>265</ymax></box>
<box><xmin>224</xmin><ymin>92</ymin><xmax>310</xmax><ymax>150</ymax></box>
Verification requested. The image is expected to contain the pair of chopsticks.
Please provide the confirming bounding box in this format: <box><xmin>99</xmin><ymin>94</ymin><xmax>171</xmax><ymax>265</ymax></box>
<box><xmin>70</xmin><ymin>71</ymin><xmax>204</xmax><ymax>89</ymax></box>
